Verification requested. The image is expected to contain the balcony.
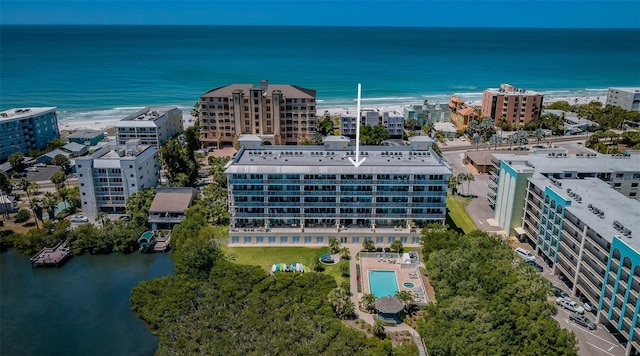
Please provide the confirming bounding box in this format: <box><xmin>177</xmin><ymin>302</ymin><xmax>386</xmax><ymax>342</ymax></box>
<box><xmin>562</xmin><ymin>218</ymin><xmax>582</xmax><ymax>235</ymax></box>
<box><xmin>577</xmin><ymin>275</ymin><xmax>601</xmax><ymax>298</ymax></box>
<box><xmin>267</xmin><ymin>191</ymin><xmax>300</xmax><ymax>196</ymax></box>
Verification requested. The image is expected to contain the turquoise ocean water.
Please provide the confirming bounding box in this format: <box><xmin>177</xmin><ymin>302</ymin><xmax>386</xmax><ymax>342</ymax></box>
<box><xmin>1</xmin><ymin>26</ymin><xmax>639</xmax><ymax>121</ymax></box>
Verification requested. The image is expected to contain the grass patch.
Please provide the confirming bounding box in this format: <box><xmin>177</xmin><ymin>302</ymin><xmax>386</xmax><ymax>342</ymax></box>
<box><xmin>222</xmin><ymin>245</ymin><xmax>349</xmax><ymax>285</ymax></box>
<box><xmin>446</xmin><ymin>195</ymin><xmax>477</xmax><ymax>234</ymax></box>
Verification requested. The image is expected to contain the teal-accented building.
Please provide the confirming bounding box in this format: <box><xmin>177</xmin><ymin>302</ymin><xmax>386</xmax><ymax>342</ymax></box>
<box><xmin>492</xmin><ymin>160</ymin><xmax>534</xmax><ymax>236</ymax></box>
<box><xmin>521</xmin><ymin>176</ymin><xmax>639</xmax><ymax>355</ymax></box>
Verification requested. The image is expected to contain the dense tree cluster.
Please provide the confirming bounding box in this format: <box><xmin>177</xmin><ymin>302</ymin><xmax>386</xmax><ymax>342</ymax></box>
<box><xmin>419</xmin><ymin>228</ymin><xmax>578</xmax><ymax>355</ymax></box>
<box><xmin>130</xmin><ymin>208</ymin><xmax>402</xmax><ymax>355</ymax></box>
<box><xmin>159</xmin><ymin>126</ymin><xmax>201</xmax><ymax>186</ymax></box>
<box><xmin>360</xmin><ymin>124</ymin><xmax>390</xmax><ymax>145</ymax></box>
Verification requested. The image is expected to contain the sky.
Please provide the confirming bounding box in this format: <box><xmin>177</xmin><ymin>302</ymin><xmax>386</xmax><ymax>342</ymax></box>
<box><xmin>1</xmin><ymin>0</ymin><xmax>639</xmax><ymax>28</ymax></box>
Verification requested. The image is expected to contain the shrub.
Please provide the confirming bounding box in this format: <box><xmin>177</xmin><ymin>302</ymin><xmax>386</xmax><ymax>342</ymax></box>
<box><xmin>15</xmin><ymin>208</ymin><xmax>31</xmax><ymax>223</ymax></box>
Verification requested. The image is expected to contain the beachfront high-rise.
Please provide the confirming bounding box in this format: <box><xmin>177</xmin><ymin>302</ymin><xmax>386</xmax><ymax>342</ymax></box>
<box><xmin>199</xmin><ymin>80</ymin><xmax>317</xmax><ymax>147</ymax></box>
<box><xmin>76</xmin><ymin>139</ymin><xmax>159</xmax><ymax>215</ymax></box>
<box><xmin>481</xmin><ymin>84</ymin><xmax>544</xmax><ymax>127</ymax></box>
<box><xmin>225</xmin><ymin>135</ymin><xmax>451</xmax><ymax>246</ymax></box>
<box><xmin>115</xmin><ymin>107</ymin><xmax>183</xmax><ymax>148</ymax></box>
<box><xmin>606</xmin><ymin>87</ymin><xmax>640</xmax><ymax>112</ymax></box>
<box><xmin>0</xmin><ymin>107</ymin><xmax>59</xmax><ymax>161</ymax></box>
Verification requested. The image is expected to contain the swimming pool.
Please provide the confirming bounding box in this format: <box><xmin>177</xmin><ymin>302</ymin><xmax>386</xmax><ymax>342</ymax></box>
<box><xmin>368</xmin><ymin>270</ymin><xmax>399</xmax><ymax>298</ymax></box>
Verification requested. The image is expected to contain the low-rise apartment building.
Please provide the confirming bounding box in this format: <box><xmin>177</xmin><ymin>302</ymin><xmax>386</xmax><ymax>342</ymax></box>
<box><xmin>225</xmin><ymin>135</ymin><xmax>451</xmax><ymax>246</ymax></box>
<box><xmin>0</xmin><ymin>107</ymin><xmax>59</xmax><ymax>161</ymax></box>
<box><xmin>115</xmin><ymin>107</ymin><xmax>183</xmax><ymax>148</ymax></box>
<box><xmin>199</xmin><ymin>79</ymin><xmax>317</xmax><ymax>147</ymax></box>
<box><xmin>76</xmin><ymin>139</ymin><xmax>159</xmax><ymax>215</ymax></box>
<box><xmin>481</xmin><ymin>84</ymin><xmax>544</xmax><ymax>127</ymax></box>
<box><xmin>341</xmin><ymin>109</ymin><xmax>404</xmax><ymax>137</ymax></box>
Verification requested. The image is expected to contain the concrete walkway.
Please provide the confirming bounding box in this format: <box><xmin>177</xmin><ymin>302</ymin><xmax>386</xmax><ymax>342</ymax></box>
<box><xmin>345</xmin><ymin>244</ymin><xmax>428</xmax><ymax>356</ymax></box>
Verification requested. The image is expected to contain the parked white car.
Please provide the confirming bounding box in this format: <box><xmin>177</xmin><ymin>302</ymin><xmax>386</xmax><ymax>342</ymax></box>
<box><xmin>70</xmin><ymin>215</ymin><xmax>89</xmax><ymax>223</ymax></box>
<box><xmin>557</xmin><ymin>297</ymin><xmax>585</xmax><ymax>314</ymax></box>
<box><xmin>515</xmin><ymin>247</ymin><xmax>536</xmax><ymax>262</ymax></box>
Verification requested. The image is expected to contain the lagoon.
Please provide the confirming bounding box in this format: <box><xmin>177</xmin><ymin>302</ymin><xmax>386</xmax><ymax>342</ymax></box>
<box><xmin>0</xmin><ymin>249</ymin><xmax>174</xmax><ymax>356</ymax></box>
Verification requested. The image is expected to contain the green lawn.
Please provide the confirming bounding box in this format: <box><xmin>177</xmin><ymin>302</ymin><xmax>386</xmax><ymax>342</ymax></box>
<box><xmin>222</xmin><ymin>246</ymin><xmax>350</xmax><ymax>285</ymax></box>
<box><xmin>446</xmin><ymin>195</ymin><xmax>477</xmax><ymax>234</ymax></box>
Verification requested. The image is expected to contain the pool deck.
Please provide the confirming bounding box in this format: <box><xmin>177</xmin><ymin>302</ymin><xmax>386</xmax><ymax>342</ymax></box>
<box><xmin>348</xmin><ymin>246</ymin><xmax>429</xmax><ymax>356</ymax></box>
<box><xmin>359</xmin><ymin>254</ymin><xmax>428</xmax><ymax>304</ymax></box>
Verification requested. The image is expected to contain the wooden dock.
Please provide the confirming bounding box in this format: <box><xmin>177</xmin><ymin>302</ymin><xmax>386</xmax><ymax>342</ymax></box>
<box><xmin>30</xmin><ymin>240</ymin><xmax>72</xmax><ymax>267</ymax></box>
<box><xmin>153</xmin><ymin>230</ymin><xmax>171</xmax><ymax>252</ymax></box>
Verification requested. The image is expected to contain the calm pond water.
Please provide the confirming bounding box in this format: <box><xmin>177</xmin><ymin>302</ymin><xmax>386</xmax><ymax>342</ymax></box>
<box><xmin>0</xmin><ymin>249</ymin><xmax>174</xmax><ymax>356</ymax></box>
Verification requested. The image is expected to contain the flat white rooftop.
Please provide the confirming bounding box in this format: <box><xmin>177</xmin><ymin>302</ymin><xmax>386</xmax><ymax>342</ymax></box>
<box><xmin>0</xmin><ymin>107</ymin><xmax>56</xmax><ymax>121</ymax></box>
<box><xmin>529</xmin><ymin>175</ymin><xmax>639</xmax><ymax>251</ymax></box>
<box><xmin>227</xmin><ymin>145</ymin><xmax>451</xmax><ymax>175</ymax></box>
<box><xmin>494</xmin><ymin>152</ymin><xmax>640</xmax><ymax>174</ymax></box>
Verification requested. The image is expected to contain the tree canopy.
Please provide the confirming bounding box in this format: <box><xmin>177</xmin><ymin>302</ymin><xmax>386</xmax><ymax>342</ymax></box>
<box><xmin>130</xmin><ymin>209</ymin><xmax>404</xmax><ymax>355</ymax></box>
<box><xmin>419</xmin><ymin>229</ymin><xmax>578</xmax><ymax>355</ymax></box>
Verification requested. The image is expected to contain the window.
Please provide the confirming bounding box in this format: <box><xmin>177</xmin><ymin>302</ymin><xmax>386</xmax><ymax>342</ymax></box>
<box><xmin>231</xmin><ymin>236</ymin><xmax>239</xmax><ymax>243</ymax></box>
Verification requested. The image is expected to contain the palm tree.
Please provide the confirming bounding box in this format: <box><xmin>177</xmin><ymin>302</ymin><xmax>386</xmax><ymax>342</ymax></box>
<box><xmin>394</xmin><ymin>290</ymin><xmax>414</xmax><ymax>312</ymax></box>
<box><xmin>42</xmin><ymin>192</ymin><xmax>57</xmax><ymax>221</ymax></box>
<box><xmin>448</xmin><ymin>175</ymin><xmax>459</xmax><ymax>195</ymax></box>
<box><xmin>339</xmin><ymin>247</ymin><xmax>351</xmax><ymax>260</ymax></box>
<box><xmin>361</xmin><ymin>293</ymin><xmax>377</xmax><ymax>313</ymax></box>
<box><xmin>481</xmin><ymin>117</ymin><xmax>495</xmax><ymax>136</ymax></box>
<box><xmin>467</xmin><ymin>119</ymin><xmax>479</xmax><ymax>135</ymax></box>
<box><xmin>328</xmin><ymin>237</ymin><xmax>341</xmax><ymax>254</ymax></box>
<box><xmin>464</xmin><ymin>173</ymin><xmax>475</xmax><ymax>196</ymax></box>
<box><xmin>362</xmin><ymin>239</ymin><xmax>375</xmax><ymax>252</ymax></box>
<box><xmin>30</xmin><ymin>196</ymin><xmax>43</xmax><ymax>228</ymax></box>
<box><xmin>471</xmin><ymin>133</ymin><xmax>482</xmax><ymax>150</ymax></box>
<box><xmin>533</xmin><ymin>128</ymin><xmax>545</xmax><ymax>146</ymax></box>
<box><xmin>390</xmin><ymin>240</ymin><xmax>403</xmax><ymax>253</ymax></box>
<box><xmin>20</xmin><ymin>178</ymin><xmax>38</xmax><ymax>228</ymax></box>
<box><xmin>373</xmin><ymin>319</ymin><xmax>386</xmax><ymax>339</ymax></box>
<box><xmin>497</xmin><ymin>116</ymin><xmax>509</xmax><ymax>133</ymax></box>
<box><xmin>489</xmin><ymin>133</ymin><xmax>502</xmax><ymax>150</ymax></box>
<box><xmin>328</xmin><ymin>287</ymin><xmax>350</xmax><ymax>319</ymax></box>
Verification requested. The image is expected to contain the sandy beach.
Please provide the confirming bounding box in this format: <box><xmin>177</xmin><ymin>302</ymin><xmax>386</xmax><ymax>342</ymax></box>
<box><xmin>57</xmin><ymin>94</ymin><xmax>607</xmax><ymax>134</ymax></box>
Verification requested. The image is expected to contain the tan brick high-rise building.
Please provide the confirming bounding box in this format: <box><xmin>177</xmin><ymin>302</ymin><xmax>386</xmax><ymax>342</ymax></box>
<box><xmin>481</xmin><ymin>84</ymin><xmax>544</xmax><ymax>127</ymax></box>
<box><xmin>199</xmin><ymin>80</ymin><xmax>317</xmax><ymax>147</ymax></box>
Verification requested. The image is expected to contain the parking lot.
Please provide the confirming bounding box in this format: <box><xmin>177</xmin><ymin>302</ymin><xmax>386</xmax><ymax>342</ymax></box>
<box><xmin>517</xmin><ymin>242</ymin><xmax>626</xmax><ymax>356</ymax></box>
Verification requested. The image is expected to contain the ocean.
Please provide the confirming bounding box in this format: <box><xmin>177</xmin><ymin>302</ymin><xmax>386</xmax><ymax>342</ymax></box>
<box><xmin>1</xmin><ymin>25</ymin><xmax>639</xmax><ymax>122</ymax></box>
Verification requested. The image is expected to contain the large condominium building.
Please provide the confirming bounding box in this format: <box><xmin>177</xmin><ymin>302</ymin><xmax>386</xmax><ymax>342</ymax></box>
<box><xmin>606</xmin><ymin>87</ymin><xmax>640</xmax><ymax>112</ymax></box>
<box><xmin>115</xmin><ymin>107</ymin><xmax>183</xmax><ymax>148</ymax></box>
<box><xmin>489</xmin><ymin>151</ymin><xmax>640</xmax><ymax>235</ymax></box>
<box><xmin>199</xmin><ymin>80</ymin><xmax>317</xmax><ymax>147</ymax></box>
<box><xmin>481</xmin><ymin>84</ymin><xmax>544</xmax><ymax>127</ymax></box>
<box><xmin>76</xmin><ymin>139</ymin><xmax>159</xmax><ymax>215</ymax></box>
<box><xmin>0</xmin><ymin>107</ymin><xmax>59</xmax><ymax>161</ymax></box>
<box><xmin>522</xmin><ymin>176</ymin><xmax>639</xmax><ymax>356</ymax></box>
<box><xmin>225</xmin><ymin>135</ymin><xmax>451</xmax><ymax>246</ymax></box>
<box><xmin>490</xmin><ymin>152</ymin><xmax>640</xmax><ymax>355</ymax></box>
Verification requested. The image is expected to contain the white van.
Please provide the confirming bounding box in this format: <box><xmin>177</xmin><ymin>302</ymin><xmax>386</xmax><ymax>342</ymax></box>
<box><xmin>515</xmin><ymin>247</ymin><xmax>536</xmax><ymax>262</ymax></box>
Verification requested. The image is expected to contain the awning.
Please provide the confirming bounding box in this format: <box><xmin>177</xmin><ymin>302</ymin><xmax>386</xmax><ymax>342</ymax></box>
<box><xmin>514</xmin><ymin>227</ymin><xmax>526</xmax><ymax>236</ymax></box>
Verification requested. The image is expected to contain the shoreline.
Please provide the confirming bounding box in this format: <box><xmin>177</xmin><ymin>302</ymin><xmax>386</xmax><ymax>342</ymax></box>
<box><xmin>57</xmin><ymin>92</ymin><xmax>607</xmax><ymax>133</ymax></box>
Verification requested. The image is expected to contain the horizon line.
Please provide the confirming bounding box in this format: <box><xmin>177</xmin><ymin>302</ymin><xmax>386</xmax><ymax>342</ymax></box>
<box><xmin>1</xmin><ymin>24</ymin><xmax>639</xmax><ymax>30</ymax></box>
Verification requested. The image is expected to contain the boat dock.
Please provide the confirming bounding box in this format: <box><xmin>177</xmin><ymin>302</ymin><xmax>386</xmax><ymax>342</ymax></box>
<box><xmin>30</xmin><ymin>240</ymin><xmax>72</xmax><ymax>267</ymax></box>
<box><xmin>153</xmin><ymin>230</ymin><xmax>171</xmax><ymax>252</ymax></box>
